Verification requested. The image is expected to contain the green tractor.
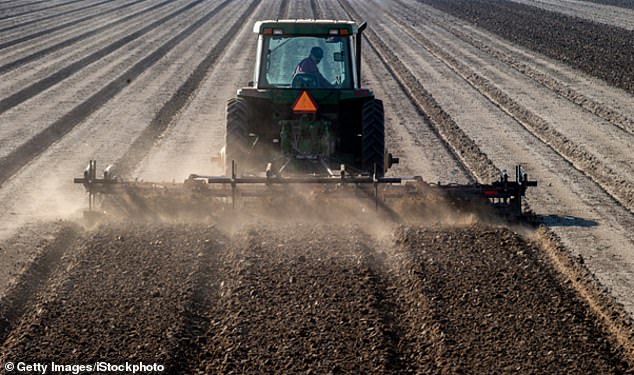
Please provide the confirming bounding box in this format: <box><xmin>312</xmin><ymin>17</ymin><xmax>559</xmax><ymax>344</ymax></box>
<box><xmin>223</xmin><ymin>20</ymin><xmax>398</xmax><ymax>178</ymax></box>
<box><xmin>73</xmin><ymin>20</ymin><xmax>536</xmax><ymax>219</ymax></box>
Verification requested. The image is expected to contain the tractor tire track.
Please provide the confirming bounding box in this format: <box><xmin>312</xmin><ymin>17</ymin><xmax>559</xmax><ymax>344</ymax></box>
<box><xmin>354</xmin><ymin>234</ymin><xmax>426</xmax><ymax>374</ymax></box>
<box><xmin>115</xmin><ymin>0</ymin><xmax>261</xmax><ymax>177</ymax></box>
<box><xmin>0</xmin><ymin>0</ymin><xmax>208</xmax><ymax>114</ymax></box>
<box><xmin>0</xmin><ymin>0</ymin><xmax>87</xmax><ymax>21</ymax></box>
<box><xmin>0</xmin><ymin>0</ymin><xmax>148</xmax><ymax>50</ymax></box>
<box><xmin>162</xmin><ymin>230</ymin><xmax>228</xmax><ymax>373</ymax></box>
<box><xmin>379</xmin><ymin>5</ymin><xmax>634</xmax><ymax>213</ymax></box>
<box><xmin>0</xmin><ymin>0</ymin><xmax>171</xmax><ymax>75</ymax></box>
<box><xmin>0</xmin><ymin>0</ymin><xmax>233</xmax><ymax>187</ymax></box>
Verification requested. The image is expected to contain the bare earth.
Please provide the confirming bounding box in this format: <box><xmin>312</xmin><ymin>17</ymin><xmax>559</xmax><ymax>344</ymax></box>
<box><xmin>0</xmin><ymin>0</ymin><xmax>632</xmax><ymax>372</ymax></box>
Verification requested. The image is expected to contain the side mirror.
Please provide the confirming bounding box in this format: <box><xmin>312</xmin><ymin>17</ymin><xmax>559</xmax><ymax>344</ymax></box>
<box><xmin>333</xmin><ymin>52</ymin><xmax>344</xmax><ymax>62</ymax></box>
<box><xmin>247</xmin><ymin>81</ymin><xmax>254</xmax><ymax>87</ymax></box>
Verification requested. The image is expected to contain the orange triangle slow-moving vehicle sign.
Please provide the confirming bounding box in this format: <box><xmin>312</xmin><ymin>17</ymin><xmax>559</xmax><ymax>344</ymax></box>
<box><xmin>292</xmin><ymin>90</ymin><xmax>318</xmax><ymax>113</ymax></box>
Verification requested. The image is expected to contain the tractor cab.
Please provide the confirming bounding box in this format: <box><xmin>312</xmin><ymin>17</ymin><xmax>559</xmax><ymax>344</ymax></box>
<box><xmin>253</xmin><ymin>20</ymin><xmax>360</xmax><ymax>90</ymax></box>
<box><xmin>73</xmin><ymin>20</ymin><xmax>537</xmax><ymax>220</ymax></box>
<box><xmin>226</xmin><ymin>20</ymin><xmax>392</xmax><ymax>178</ymax></box>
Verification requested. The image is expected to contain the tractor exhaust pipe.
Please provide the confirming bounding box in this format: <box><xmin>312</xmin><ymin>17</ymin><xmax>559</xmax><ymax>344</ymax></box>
<box><xmin>356</xmin><ymin>21</ymin><xmax>367</xmax><ymax>86</ymax></box>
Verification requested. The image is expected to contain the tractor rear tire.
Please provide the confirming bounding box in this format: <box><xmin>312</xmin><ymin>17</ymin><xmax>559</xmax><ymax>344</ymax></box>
<box><xmin>225</xmin><ymin>98</ymin><xmax>251</xmax><ymax>175</ymax></box>
<box><xmin>361</xmin><ymin>99</ymin><xmax>385</xmax><ymax>177</ymax></box>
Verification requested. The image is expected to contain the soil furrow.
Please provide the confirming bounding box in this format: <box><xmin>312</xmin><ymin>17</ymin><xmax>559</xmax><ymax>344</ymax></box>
<box><xmin>0</xmin><ymin>224</ymin><xmax>217</xmax><ymax>365</ymax></box>
<box><xmin>135</xmin><ymin>0</ymin><xmax>277</xmax><ymax>181</ymax></box>
<box><xmin>395</xmin><ymin>225</ymin><xmax>631</xmax><ymax>373</ymax></box>
<box><xmin>0</xmin><ymin>0</ymin><xmax>169</xmax><ymax>75</ymax></box>
<box><xmin>584</xmin><ymin>0</ymin><xmax>634</xmax><ymax>9</ymax></box>
<box><xmin>189</xmin><ymin>225</ymin><xmax>400</xmax><ymax>372</ymax></box>
<box><xmin>340</xmin><ymin>0</ymin><xmax>631</xmax><ymax>346</ymax></box>
<box><xmin>395</xmin><ymin>0</ymin><xmax>634</xmax><ymax>138</ymax></box>
<box><xmin>0</xmin><ymin>0</ymin><xmax>207</xmax><ymax>113</ymax></box>
<box><xmin>418</xmin><ymin>0</ymin><xmax>634</xmax><ymax>95</ymax></box>
<box><xmin>0</xmin><ymin>0</ymin><xmax>87</xmax><ymax>21</ymax></box>
<box><xmin>355</xmin><ymin>235</ymin><xmax>421</xmax><ymax>373</ymax></box>
<box><xmin>379</xmin><ymin>7</ymin><xmax>634</xmax><ymax>213</ymax></box>
<box><xmin>510</xmin><ymin>0</ymin><xmax>634</xmax><ymax>31</ymax></box>
<box><xmin>310</xmin><ymin>0</ymin><xmax>321</xmax><ymax>18</ymax></box>
<box><xmin>0</xmin><ymin>0</ymin><xmax>190</xmax><ymax>94</ymax></box>
<box><xmin>0</xmin><ymin>224</ymin><xmax>79</xmax><ymax>346</ymax></box>
<box><xmin>0</xmin><ymin>0</ymin><xmax>231</xmax><ymax>187</ymax></box>
<box><xmin>0</xmin><ymin>0</ymin><xmax>113</xmax><ymax>34</ymax></box>
<box><xmin>0</xmin><ymin>0</ymin><xmax>148</xmax><ymax>52</ymax></box>
<box><xmin>278</xmin><ymin>0</ymin><xmax>289</xmax><ymax>18</ymax></box>
<box><xmin>337</xmin><ymin>0</ymin><xmax>494</xmax><ymax>183</ymax></box>
<box><xmin>360</xmin><ymin>42</ymin><xmax>472</xmax><ymax>183</ymax></box>
<box><xmin>0</xmin><ymin>0</ymin><xmax>239</xmax><ymax>239</ymax></box>
<box><xmin>114</xmin><ymin>0</ymin><xmax>261</xmax><ymax>177</ymax></box>
<box><xmin>0</xmin><ymin>0</ymin><xmax>64</xmax><ymax>13</ymax></box>
<box><xmin>164</xmin><ymin>231</ymin><xmax>227</xmax><ymax>374</ymax></box>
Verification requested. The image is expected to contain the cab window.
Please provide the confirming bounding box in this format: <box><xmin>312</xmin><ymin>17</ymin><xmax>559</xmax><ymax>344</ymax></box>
<box><xmin>259</xmin><ymin>35</ymin><xmax>352</xmax><ymax>89</ymax></box>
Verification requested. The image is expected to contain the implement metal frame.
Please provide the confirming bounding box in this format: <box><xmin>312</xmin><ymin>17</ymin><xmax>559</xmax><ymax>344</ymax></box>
<box><xmin>74</xmin><ymin>160</ymin><xmax>536</xmax><ymax>218</ymax></box>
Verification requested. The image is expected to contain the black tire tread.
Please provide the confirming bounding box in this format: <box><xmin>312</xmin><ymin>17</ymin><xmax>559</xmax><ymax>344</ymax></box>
<box><xmin>225</xmin><ymin>98</ymin><xmax>250</xmax><ymax>174</ymax></box>
<box><xmin>361</xmin><ymin>99</ymin><xmax>385</xmax><ymax>177</ymax></box>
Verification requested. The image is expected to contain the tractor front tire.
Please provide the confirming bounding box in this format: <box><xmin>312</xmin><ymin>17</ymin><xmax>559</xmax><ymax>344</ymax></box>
<box><xmin>361</xmin><ymin>99</ymin><xmax>385</xmax><ymax>177</ymax></box>
<box><xmin>225</xmin><ymin>98</ymin><xmax>251</xmax><ymax>175</ymax></box>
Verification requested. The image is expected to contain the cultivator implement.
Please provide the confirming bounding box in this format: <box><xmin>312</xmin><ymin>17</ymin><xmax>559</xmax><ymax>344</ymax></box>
<box><xmin>74</xmin><ymin>160</ymin><xmax>536</xmax><ymax>220</ymax></box>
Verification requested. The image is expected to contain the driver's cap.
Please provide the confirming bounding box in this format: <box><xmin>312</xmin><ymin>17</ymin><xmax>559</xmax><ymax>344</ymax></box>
<box><xmin>310</xmin><ymin>47</ymin><xmax>324</xmax><ymax>59</ymax></box>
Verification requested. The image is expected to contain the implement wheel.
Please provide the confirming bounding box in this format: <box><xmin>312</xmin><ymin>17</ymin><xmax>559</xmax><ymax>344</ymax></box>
<box><xmin>361</xmin><ymin>99</ymin><xmax>385</xmax><ymax>177</ymax></box>
<box><xmin>225</xmin><ymin>98</ymin><xmax>251</xmax><ymax>175</ymax></box>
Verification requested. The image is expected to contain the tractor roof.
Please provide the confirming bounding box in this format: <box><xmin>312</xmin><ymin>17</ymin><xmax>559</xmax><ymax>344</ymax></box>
<box><xmin>253</xmin><ymin>19</ymin><xmax>358</xmax><ymax>35</ymax></box>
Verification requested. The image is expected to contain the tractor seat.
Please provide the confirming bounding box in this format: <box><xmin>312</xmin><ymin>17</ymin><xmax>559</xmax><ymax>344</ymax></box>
<box><xmin>291</xmin><ymin>73</ymin><xmax>319</xmax><ymax>88</ymax></box>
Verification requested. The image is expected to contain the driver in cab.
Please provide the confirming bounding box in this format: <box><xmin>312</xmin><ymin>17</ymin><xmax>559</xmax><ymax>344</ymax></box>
<box><xmin>293</xmin><ymin>47</ymin><xmax>333</xmax><ymax>88</ymax></box>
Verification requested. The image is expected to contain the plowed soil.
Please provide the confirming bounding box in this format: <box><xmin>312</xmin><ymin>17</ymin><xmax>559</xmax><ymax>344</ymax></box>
<box><xmin>0</xmin><ymin>222</ymin><xmax>630</xmax><ymax>373</ymax></box>
<box><xmin>1</xmin><ymin>0</ymin><xmax>634</xmax><ymax>372</ymax></box>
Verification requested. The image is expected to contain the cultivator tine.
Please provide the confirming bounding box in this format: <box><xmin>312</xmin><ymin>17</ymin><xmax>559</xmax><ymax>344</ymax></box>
<box><xmin>265</xmin><ymin>163</ymin><xmax>273</xmax><ymax>180</ymax></box>
<box><xmin>75</xmin><ymin>160</ymin><xmax>116</xmax><ymax>211</ymax></box>
<box><xmin>374</xmin><ymin>163</ymin><xmax>379</xmax><ymax>210</ymax></box>
<box><xmin>231</xmin><ymin>160</ymin><xmax>236</xmax><ymax>209</ymax></box>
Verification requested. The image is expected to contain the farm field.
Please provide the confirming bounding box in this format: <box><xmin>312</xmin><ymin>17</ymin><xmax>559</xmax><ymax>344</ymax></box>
<box><xmin>0</xmin><ymin>0</ymin><xmax>632</xmax><ymax>372</ymax></box>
